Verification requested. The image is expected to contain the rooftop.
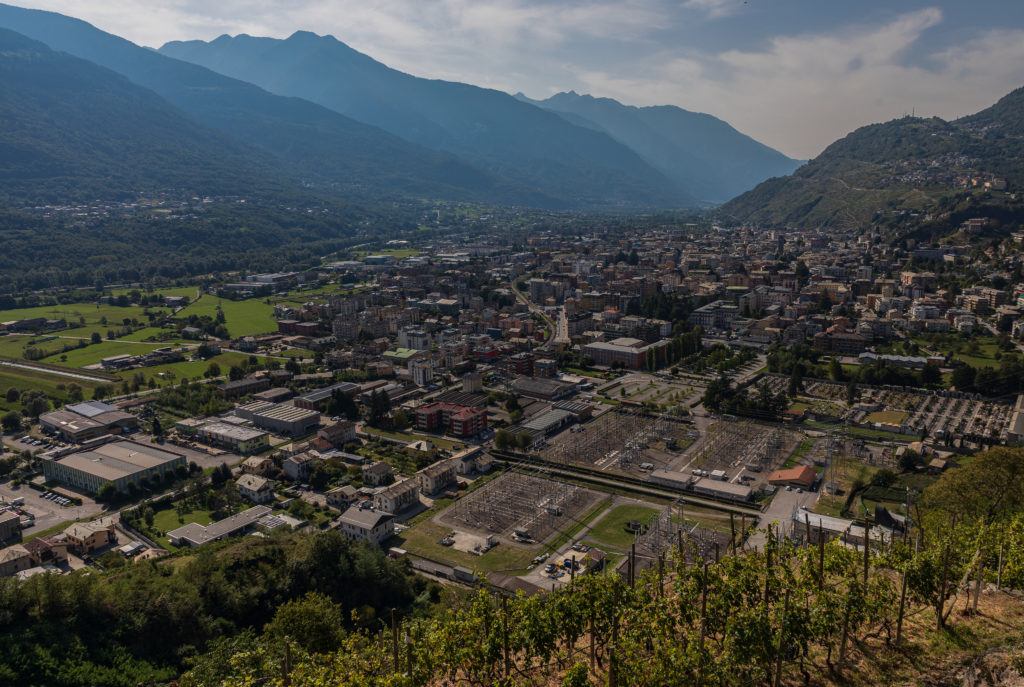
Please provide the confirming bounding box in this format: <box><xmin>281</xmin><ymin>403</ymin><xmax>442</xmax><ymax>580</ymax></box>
<box><xmin>48</xmin><ymin>440</ymin><xmax>185</xmax><ymax>482</ymax></box>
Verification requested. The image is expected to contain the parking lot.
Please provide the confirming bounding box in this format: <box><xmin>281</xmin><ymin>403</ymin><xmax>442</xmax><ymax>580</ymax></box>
<box><xmin>0</xmin><ymin>480</ymin><xmax>104</xmax><ymax>536</ymax></box>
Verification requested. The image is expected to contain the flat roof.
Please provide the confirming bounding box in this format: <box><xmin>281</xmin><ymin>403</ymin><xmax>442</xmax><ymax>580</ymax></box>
<box><xmin>692</xmin><ymin>478</ymin><xmax>752</xmax><ymax>498</ymax></box>
<box><xmin>66</xmin><ymin>401</ymin><xmax>119</xmax><ymax>418</ymax></box>
<box><xmin>168</xmin><ymin>505</ymin><xmax>273</xmax><ymax>545</ymax></box>
<box><xmin>256</xmin><ymin>404</ymin><xmax>320</xmax><ymax>422</ymax></box>
<box><xmin>53</xmin><ymin>440</ymin><xmax>185</xmax><ymax>482</ymax></box>
<box><xmin>203</xmin><ymin>422</ymin><xmax>268</xmax><ymax>441</ymax></box>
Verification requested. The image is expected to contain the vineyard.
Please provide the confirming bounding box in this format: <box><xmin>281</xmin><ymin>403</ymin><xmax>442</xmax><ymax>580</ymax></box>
<box><xmin>192</xmin><ymin>515</ymin><xmax>1024</xmax><ymax>685</ymax></box>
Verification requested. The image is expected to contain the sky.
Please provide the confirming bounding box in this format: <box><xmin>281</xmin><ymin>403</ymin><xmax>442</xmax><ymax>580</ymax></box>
<box><xmin>8</xmin><ymin>0</ymin><xmax>1024</xmax><ymax>159</ymax></box>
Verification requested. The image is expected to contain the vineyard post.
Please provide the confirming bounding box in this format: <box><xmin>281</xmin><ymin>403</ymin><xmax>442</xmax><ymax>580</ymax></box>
<box><xmin>589</xmin><ymin>600</ymin><xmax>596</xmax><ymax>672</ymax></box>
<box><xmin>804</xmin><ymin>513</ymin><xmax>811</xmax><ymax>544</ymax></box>
<box><xmin>571</xmin><ymin>555</ymin><xmax>576</xmax><ymax>585</ymax></box>
<box><xmin>281</xmin><ymin>639</ymin><xmax>292</xmax><ymax>687</ymax></box>
<box><xmin>730</xmin><ymin>513</ymin><xmax>736</xmax><ymax>554</ymax></box>
<box><xmin>630</xmin><ymin>544</ymin><xmax>636</xmax><ymax>588</ymax></box>
<box><xmin>818</xmin><ymin>535</ymin><xmax>824</xmax><ymax>590</ymax></box>
<box><xmin>698</xmin><ymin>562</ymin><xmax>708</xmax><ymax>687</ymax></box>
<box><xmin>658</xmin><ymin>554</ymin><xmax>664</xmax><ymax>597</ymax></box>
<box><xmin>972</xmin><ymin>557</ymin><xmax>984</xmax><ymax>615</ymax></box>
<box><xmin>678</xmin><ymin>528</ymin><xmax>683</xmax><ymax>560</ymax></box>
<box><xmin>502</xmin><ymin>595</ymin><xmax>510</xmax><ymax>679</ymax></box>
<box><xmin>610</xmin><ymin>583</ymin><xmax>620</xmax><ymax>687</ymax></box>
<box><xmin>406</xmin><ymin>623</ymin><xmax>413</xmax><ymax>677</ymax></box>
<box><xmin>997</xmin><ymin>538</ymin><xmax>1004</xmax><ymax>588</ymax></box>
<box><xmin>896</xmin><ymin>568</ymin><xmax>908</xmax><ymax>646</ymax></box>
<box><xmin>863</xmin><ymin>524</ymin><xmax>870</xmax><ymax>586</ymax></box>
<box><xmin>773</xmin><ymin>590</ymin><xmax>791</xmax><ymax>687</ymax></box>
<box><xmin>392</xmin><ymin>608</ymin><xmax>399</xmax><ymax>674</ymax></box>
<box><xmin>715</xmin><ymin>541</ymin><xmax>720</xmax><ymax>564</ymax></box>
<box><xmin>838</xmin><ymin>588</ymin><xmax>852</xmax><ymax>671</ymax></box>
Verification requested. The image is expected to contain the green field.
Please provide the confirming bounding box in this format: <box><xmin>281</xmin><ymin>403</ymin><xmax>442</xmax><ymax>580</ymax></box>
<box><xmin>351</xmin><ymin>248</ymin><xmax>420</xmax><ymax>259</ymax></box>
<box><xmin>40</xmin><ymin>340</ymin><xmax>166</xmax><ymax>368</ymax></box>
<box><xmin>395</xmin><ymin>521</ymin><xmax>537</xmax><ymax>574</ymax></box>
<box><xmin>175</xmin><ymin>295</ymin><xmax>276</xmax><ymax>337</ymax></box>
<box><xmin>152</xmin><ymin>507</ymin><xmax>214</xmax><ymax>548</ymax></box>
<box><xmin>110</xmin><ymin>351</ymin><xmax>254</xmax><ymax>387</ymax></box>
<box><xmin>584</xmin><ymin>504</ymin><xmax>660</xmax><ymax>551</ymax></box>
<box><xmin>864</xmin><ymin>410</ymin><xmax>910</xmax><ymax>425</ymax></box>
<box><xmin>0</xmin><ymin>366</ymin><xmax>102</xmax><ymax>413</ymax></box>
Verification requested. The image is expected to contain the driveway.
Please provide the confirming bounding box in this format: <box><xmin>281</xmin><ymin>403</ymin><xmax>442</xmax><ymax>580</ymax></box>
<box><xmin>747</xmin><ymin>486</ymin><xmax>818</xmax><ymax>551</ymax></box>
<box><xmin>0</xmin><ymin>480</ymin><xmax>105</xmax><ymax>537</ymax></box>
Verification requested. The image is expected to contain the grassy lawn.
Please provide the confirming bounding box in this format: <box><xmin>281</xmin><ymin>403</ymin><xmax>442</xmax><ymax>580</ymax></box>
<box><xmin>40</xmin><ymin>340</ymin><xmax>166</xmax><ymax>368</ymax></box>
<box><xmin>151</xmin><ymin>507</ymin><xmax>215</xmax><ymax>548</ymax></box>
<box><xmin>0</xmin><ymin>367</ymin><xmax>102</xmax><ymax>413</ymax></box>
<box><xmin>351</xmin><ymin>248</ymin><xmax>420</xmax><ymax>259</ymax></box>
<box><xmin>175</xmin><ymin>295</ymin><xmax>276</xmax><ymax>337</ymax></box>
<box><xmin>865</xmin><ymin>410</ymin><xmax>910</xmax><ymax>425</ymax></box>
<box><xmin>585</xmin><ymin>504</ymin><xmax>660</xmax><ymax>551</ymax></box>
<box><xmin>0</xmin><ymin>334</ymin><xmax>37</xmax><ymax>358</ymax></box>
<box><xmin>395</xmin><ymin>521</ymin><xmax>537</xmax><ymax>574</ymax></box>
<box><xmin>781</xmin><ymin>436</ymin><xmax>814</xmax><ymax>469</ymax></box>
<box><xmin>109</xmin><ymin>351</ymin><xmax>254</xmax><ymax>387</ymax></box>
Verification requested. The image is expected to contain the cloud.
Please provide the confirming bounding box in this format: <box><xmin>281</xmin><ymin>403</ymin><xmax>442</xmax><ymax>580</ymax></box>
<box><xmin>5</xmin><ymin>1</ymin><xmax>1024</xmax><ymax>159</ymax></box>
<box><xmin>575</xmin><ymin>8</ymin><xmax>1024</xmax><ymax>158</ymax></box>
<box><xmin>682</xmin><ymin>0</ymin><xmax>740</xmax><ymax>20</ymax></box>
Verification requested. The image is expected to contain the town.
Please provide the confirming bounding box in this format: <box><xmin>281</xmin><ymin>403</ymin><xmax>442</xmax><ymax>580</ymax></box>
<box><xmin>1</xmin><ymin>219</ymin><xmax>1023</xmax><ymax>594</ymax></box>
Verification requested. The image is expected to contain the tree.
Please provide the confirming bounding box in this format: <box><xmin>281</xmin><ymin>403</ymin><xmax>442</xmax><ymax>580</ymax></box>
<box><xmin>92</xmin><ymin>384</ymin><xmax>112</xmax><ymax>400</ymax></box>
<box><xmin>516</xmin><ymin>431</ymin><xmax>532</xmax><ymax>451</ymax></box>
<box><xmin>4</xmin><ymin>387</ymin><xmax>19</xmax><ymax>403</ymax></box>
<box><xmin>20</xmin><ymin>390</ymin><xmax>50</xmax><ymax>419</ymax></box>
<box><xmin>920</xmin><ymin>363</ymin><xmax>942</xmax><ymax>388</ymax></box>
<box><xmin>95</xmin><ymin>482</ymin><xmax>117</xmax><ymax>503</ymax></box>
<box><xmin>899</xmin><ymin>449</ymin><xmax>919</xmax><ymax>472</ymax></box>
<box><xmin>151</xmin><ymin>417</ymin><xmax>163</xmax><ymax>438</ymax></box>
<box><xmin>90</xmin><ymin>331</ymin><xmax>102</xmax><ymax>344</ymax></box>
<box><xmin>494</xmin><ymin>429</ymin><xmax>512</xmax><ymax>451</ymax></box>
<box><xmin>951</xmin><ymin>365</ymin><xmax>976</xmax><ymax>392</ymax></box>
<box><xmin>368</xmin><ymin>391</ymin><xmax>391</xmax><ymax>427</ymax></box>
<box><xmin>509</xmin><ymin>409</ymin><xmax>523</xmax><ymax>424</ymax></box>
<box><xmin>228</xmin><ymin>365</ymin><xmax>245</xmax><ymax>381</ymax></box>
<box><xmin>392</xmin><ymin>408</ymin><xmax>411</xmax><ymax>431</ymax></box>
<box><xmin>263</xmin><ymin>592</ymin><xmax>346</xmax><ymax>654</ymax></box>
<box><xmin>66</xmin><ymin>383</ymin><xmax>83</xmax><ymax>403</ymax></box>
<box><xmin>828</xmin><ymin>357</ymin><xmax>843</xmax><ymax>382</ymax></box>
<box><xmin>922</xmin><ymin>446</ymin><xmax>1024</xmax><ymax>523</ymax></box>
<box><xmin>870</xmin><ymin>468</ymin><xmax>897</xmax><ymax>487</ymax></box>
<box><xmin>204</xmin><ymin>362</ymin><xmax>222</xmax><ymax>378</ymax></box>
<box><xmin>1</xmin><ymin>411</ymin><xmax>21</xmax><ymax>433</ymax></box>
<box><xmin>845</xmin><ymin>378</ymin><xmax>859</xmax><ymax>406</ymax></box>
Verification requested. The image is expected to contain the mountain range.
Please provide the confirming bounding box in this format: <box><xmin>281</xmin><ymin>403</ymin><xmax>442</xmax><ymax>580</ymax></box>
<box><xmin>0</xmin><ymin>1</ymin><xmax>803</xmax><ymax>211</ymax></box>
<box><xmin>515</xmin><ymin>91</ymin><xmax>802</xmax><ymax>203</ymax></box>
<box><xmin>719</xmin><ymin>87</ymin><xmax>1024</xmax><ymax>228</ymax></box>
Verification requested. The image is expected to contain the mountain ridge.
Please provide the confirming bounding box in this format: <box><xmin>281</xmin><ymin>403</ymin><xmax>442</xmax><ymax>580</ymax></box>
<box><xmin>158</xmin><ymin>31</ymin><xmax>697</xmax><ymax>208</ymax></box>
<box><xmin>0</xmin><ymin>3</ymin><xmax>559</xmax><ymax>208</ymax></box>
<box><xmin>717</xmin><ymin>86</ymin><xmax>1024</xmax><ymax>227</ymax></box>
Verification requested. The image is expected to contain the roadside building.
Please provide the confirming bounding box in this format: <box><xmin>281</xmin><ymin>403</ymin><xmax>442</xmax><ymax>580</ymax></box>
<box><xmin>362</xmin><ymin>460</ymin><xmax>392</xmax><ymax>486</ymax></box>
<box><xmin>64</xmin><ymin>521</ymin><xmax>115</xmax><ymax>553</ymax></box>
<box><xmin>338</xmin><ymin>507</ymin><xmax>394</xmax><ymax>545</ymax></box>
<box><xmin>373</xmin><ymin>479</ymin><xmax>420</xmax><ymax>514</ymax></box>
<box><xmin>236</xmin><ymin>474</ymin><xmax>276</xmax><ymax>504</ymax></box>
<box><xmin>0</xmin><ymin>511</ymin><xmax>20</xmax><ymax>542</ymax></box>
<box><xmin>283</xmin><ymin>453</ymin><xmax>315</xmax><ymax>481</ymax></box>
<box><xmin>767</xmin><ymin>465</ymin><xmax>817</xmax><ymax>489</ymax></box>
<box><xmin>416</xmin><ymin>459</ymin><xmax>458</xmax><ymax>495</ymax></box>
<box><xmin>168</xmin><ymin>505</ymin><xmax>272</xmax><ymax>547</ymax></box>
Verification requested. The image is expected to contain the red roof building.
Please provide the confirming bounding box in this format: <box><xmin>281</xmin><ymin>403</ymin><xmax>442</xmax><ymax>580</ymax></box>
<box><xmin>768</xmin><ymin>465</ymin><xmax>817</xmax><ymax>489</ymax></box>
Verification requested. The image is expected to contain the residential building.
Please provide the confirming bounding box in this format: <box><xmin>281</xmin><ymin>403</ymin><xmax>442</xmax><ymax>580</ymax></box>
<box><xmin>0</xmin><ymin>511</ymin><xmax>20</xmax><ymax>542</ymax></box>
<box><xmin>237</xmin><ymin>474</ymin><xmax>275</xmax><ymax>504</ymax></box>
<box><xmin>338</xmin><ymin>507</ymin><xmax>394</xmax><ymax>545</ymax></box>
<box><xmin>326</xmin><ymin>485</ymin><xmax>359</xmax><ymax>510</ymax></box>
<box><xmin>283</xmin><ymin>453</ymin><xmax>314</xmax><ymax>482</ymax></box>
<box><xmin>416</xmin><ymin>459</ymin><xmax>458</xmax><ymax>494</ymax></box>
<box><xmin>362</xmin><ymin>460</ymin><xmax>392</xmax><ymax>486</ymax></box>
<box><xmin>64</xmin><ymin>521</ymin><xmax>115</xmax><ymax>553</ymax></box>
<box><xmin>414</xmin><ymin>402</ymin><xmax>488</xmax><ymax>438</ymax></box>
<box><xmin>373</xmin><ymin>479</ymin><xmax>420</xmax><ymax>513</ymax></box>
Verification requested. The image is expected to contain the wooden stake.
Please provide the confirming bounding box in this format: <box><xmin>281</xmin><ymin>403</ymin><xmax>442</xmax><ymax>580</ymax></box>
<box><xmin>282</xmin><ymin>639</ymin><xmax>292</xmax><ymax>687</ymax></box>
<box><xmin>773</xmin><ymin>591</ymin><xmax>791</xmax><ymax>687</ymax></box>
<box><xmin>804</xmin><ymin>512</ymin><xmax>811</xmax><ymax>544</ymax></box>
<box><xmin>863</xmin><ymin>523</ymin><xmax>870</xmax><ymax>586</ymax></box>
<box><xmin>896</xmin><ymin>569</ymin><xmax>908</xmax><ymax>646</ymax></box>
<box><xmin>658</xmin><ymin>554</ymin><xmax>665</xmax><ymax>597</ymax></box>
<box><xmin>818</xmin><ymin>535</ymin><xmax>824</xmax><ymax>590</ymax></box>
<box><xmin>972</xmin><ymin>559</ymin><xmax>984</xmax><ymax>615</ymax></box>
<box><xmin>698</xmin><ymin>562</ymin><xmax>708</xmax><ymax>687</ymax></box>
<box><xmin>391</xmin><ymin>608</ymin><xmax>399</xmax><ymax>673</ymax></box>
<box><xmin>502</xmin><ymin>596</ymin><xmax>510</xmax><ymax>678</ymax></box>
<box><xmin>610</xmin><ymin>583</ymin><xmax>619</xmax><ymax>687</ymax></box>
<box><xmin>997</xmin><ymin>539</ymin><xmax>1005</xmax><ymax>588</ymax></box>
<box><xmin>730</xmin><ymin>513</ymin><xmax>736</xmax><ymax>553</ymax></box>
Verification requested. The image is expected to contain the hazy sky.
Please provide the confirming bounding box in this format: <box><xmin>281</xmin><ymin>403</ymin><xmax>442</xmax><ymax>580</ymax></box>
<box><xmin>8</xmin><ymin>0</ymin><xmax>1024</xmax><ymax>158</ymax></box>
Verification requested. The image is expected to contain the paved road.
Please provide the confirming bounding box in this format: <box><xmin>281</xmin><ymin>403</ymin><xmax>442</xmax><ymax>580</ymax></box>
<box><xmin>747</xmin><ymin>486</ymin><xmax>818</xmax><ymax>551</ymax></box>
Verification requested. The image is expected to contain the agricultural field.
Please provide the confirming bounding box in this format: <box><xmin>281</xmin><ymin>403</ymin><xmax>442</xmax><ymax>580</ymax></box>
<box><xmin>175</xmin><ymin>295</ymin><xmax>276</xmax><ymax>337</ymax></box>
<box><xmin>40</xmin><ymin>340</ymin><xmax>166</xmax><ymax>368</ymax></box>
<box><xmin>0</xmin><ymin>366</ymin><xmax>102</xmax><ymax>413</ymax></box>
<box><xmin>350</xmin><ymin>248</ymin><xmax>420</xmax><ymax>259</ymax></box>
